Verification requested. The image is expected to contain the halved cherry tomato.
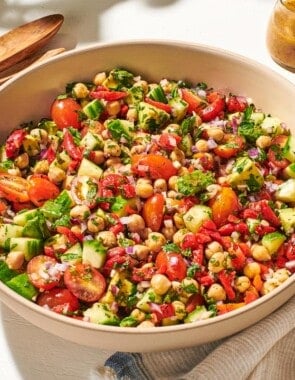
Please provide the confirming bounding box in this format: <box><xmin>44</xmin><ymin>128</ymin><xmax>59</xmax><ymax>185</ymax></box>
<box><xmin>267</xmin><ymin>134</ymin><xmax>289</xmax><ymax>169</ymax></box>
<box><xmin>70</xmin><ymin>175</ymin><xmax>99</xmax><ymax>208</ymax></box>
<box><xmin>142</xmin><ymin>193</ymin><xmax>164</xmax><ymax>232</ymax></box>
<box><xmin>51</xmin><ymin>98</ymin><xmax>82</xmax><ymax>130</ymax></box>
<box><xmin>90</xmin><ymin>89</ymin><xmax>127</xmax><ymax>101</ymax></box>
<box><xmin>198</xmin><ymin>92</ymin><xmax>225</xmax><ymax>122</ymax></box>
<box><xmin>144</xmin><ymin>97</ymin><xmax>172</xmax><ymax>113</ymax></box>
<box><xmin>155</xmin><ymin>251</ymin><xmax>187</xmax><ymax>281</ymax></box>
<box><xmin>37</xmin><ymin>287</ymin><xmax>79</xmax><ymax>314</ymax></box>
<box><xmin>62</xmin><ymin>129</ymin><xmax>83</xmax><ymax>161</ymax></box>
<box><xmin>208</xmin><ymin>187</ymin><xmax>240</xmax><ymax>227</ymax></box>
<box><xmin>131</xmin><ymin>154</ymin><xmax>177</xmax><ymax>180</ymax></box>
<box><xmin>28</xmin><ymin>176</ymin><xmax>60</xmax><ymax>207</ymax></box>
<box><xmin>0</xmin><ymin>174</ymin><xmax>30</xmax><ymax>203</ymax></box>
<box><xmin>213</xmin><ymin>134</ymin><xmax>244</xmax><ymax>159</ymax></box>
<box><xmin>27</xmin><ymin>255</ymin><xmax>62</xmax><ymax>291</ymax></box>
<box><xmin>185</xmin><ymin>293</ymin><xmax>204</xmax><ymax>313</ymax></box>
<box><xmin>64</xmin><ymin>263</ymin><xmax>106</xmax><ymax>302</ymax></box>
<box><xmin>181</xmin><ymin>88</ymin><xmax>205</xmax><ymax>114</ymax></box>
<box><xmin>226</xmin><ymin>95</ymin><xmax>248</xmax><ymax>113</ymax></box>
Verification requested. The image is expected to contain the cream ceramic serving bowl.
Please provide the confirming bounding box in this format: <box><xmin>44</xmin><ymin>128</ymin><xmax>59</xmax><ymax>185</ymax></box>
<box><xmin>0</xmin><ymin>41</ymin><xmax>294</xmax><ymax>352</ymax></box>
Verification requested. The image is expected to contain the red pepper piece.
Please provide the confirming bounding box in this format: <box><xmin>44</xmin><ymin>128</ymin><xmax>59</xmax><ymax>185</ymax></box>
<box><xmin>62</xmin><ymin>130</ymin><xmax>83</xmax><ymax>161</ymax></box>
<box><xmin>144</xmin><ymin>97</ymin><xmax>172</xmax><ymax>113</ymax></box>
<box><xmin>5</xmin><ymin>129</ymin><xmax>26</xmax><ymax>159</ymax></box>
<box><xmin>158</xmin><ymin>133</ymin><xmax>182</xmax><ymax>151</ymax></box>
<box><xmin>198</xmin><ymin>92</ymin><xmax>226</xmax><ymax>122</ymax></box>
<box><xmin>90</xmin><ymin>89</ymin><xmax>127</xmax><ymax>101</ymax></box>
<box><xmin>218</xmin><ymin>270</ymin><xmax>236</xmax><ymax>301</ymax></box>
<box><xmin>260</xmin><ymin>201</ymin><xmax>280</xmax><ymax>227</ymax></box>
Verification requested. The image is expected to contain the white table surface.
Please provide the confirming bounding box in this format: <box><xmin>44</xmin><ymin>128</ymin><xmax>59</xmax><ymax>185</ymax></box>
<box><xmin>0</xmin><ymin>1</ymin><xmax>294</xmax><ymax>379</ymax></box>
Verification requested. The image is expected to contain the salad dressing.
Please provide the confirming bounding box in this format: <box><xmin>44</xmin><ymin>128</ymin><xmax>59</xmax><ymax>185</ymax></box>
<box><xmin>266</xmin><ymin>0</ymin><xmax>295</xmax><ymax>72</ymax></box>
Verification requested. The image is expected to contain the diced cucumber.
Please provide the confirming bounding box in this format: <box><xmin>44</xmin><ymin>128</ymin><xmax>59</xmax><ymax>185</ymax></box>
<box><xmin>246</xmin><ymin>218</ymin><xmax>260</xmax><ymax>234</ymax></box>
<box><xmin>228</xmin><ymin>157</ymin><xmax>264</xmax><ymax>191</ymax></box>
<box><xmin>282</xmin><ymin>135</ymin><xmax>295</xmax><ymax>163</ymax></box>
<box><xmin>22</xmin><ymin>215</ymin><xmax>50</xmax><ymax>239</ymax></box>
<box><xmin>83</xmin><ymin>99</ymin><xmax>104</xmax><ymax>120</ymax></box>
<box><xmin>137</xmin><ymin>101</ymin><xmax>170</xmax><ymax>132</ymax></box>
<box><xmin>82</xmin><ymin>240</ymin><xmax>107</xmax><ymax>268</ymax></box>
<box><xmin>136</xmin><ymin>288</ymin><xmax>162</xmax><ymax>313</ymax></box>
<box><xmin>0</xmin><ymin>224</ymin><xmax>24</xmax><ymax>247</ymax></box>
<box><xmin>80</xmin><ymin>131</ymin><xmax>103</xmax><ymax>150</ymax></box>
<box><xmin>0</xmin><ymin>261</ymin><xmax>18</xmax><ymax>283</ymax></box>
<box><xmin>50</xmin><ymin>150</ymin><xmax>72</xmax><ymax>171</ymax></box>
<box><xmin>183</xmin><ymin>205</ymin><xmax>212</xmax><ymax>233</ymax></box>
<box><xmin>184</xmin><ymin>305</ymin><xmax>214</xmax><ymax>323</ymax></box>
<box><xmin>83</xmin><ymin>302</ymin><xmax>120</xmax><ymax>326</ymax></box>
<box><xmin>13</xmin><ymin>209</ymin><xmax>39</xmax><ymax>226</ymax></box>
<box><xmin>275</xmin><ymin>179</ymin><xmax>295</xmax><ymax>203</ymax></box>
<box><xmin>260</xmin><ymin>116</ymin><xmax>282</xmax><ymax>135</ymax></box>
<box><xmin>250</xmin><ymin>112</ymin><xmax>265</xmax><ymax>125</ymax></box>
<box><xmin>9</xmin><ymin>237</ymin><xmax>43</xmax><ymax>261</ymax></box>
<box><xmin>278</xmin><ymin>208</ymin><xmax>295</xmax><ymax>234</ymax></box>
<box><xmin>283</xmin><ymin>163</ymin><xmax>295</xmax><ymax>179</ymax></box>
<box><xmin>60</xmin><ymin>242</ymin><xmax>82</xmax><ymax>265</ymax></box>
<box><xmin>106</xmin><ymin>119</ymin><xmax>134</xmax><ymax>144</ymax></box>
<box><xmin>77</xmin><ymin>158</ymin><xmax>103</xmax><ymax>179</ymax></box>
<box><xmin>261</xmin><ymin>232</ymin><xmax>286</xmax><ymax>255</ymax></box>
<box><xmin>169</xmin><ymin>97</ymin><xmax>189</xmax><ymax>122</ymax></box>
<box><xmin>101</xmin><ymin>271</ymin><xmax>136</xmax><ymax>307</ymax></box>
<box><xmin>6</xmin><ymin>273</ymin><xmax>38</xmax><ymax>300</ymax></box>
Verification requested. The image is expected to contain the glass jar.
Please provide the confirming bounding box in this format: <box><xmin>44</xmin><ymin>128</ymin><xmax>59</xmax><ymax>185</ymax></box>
<box><xmin>266</xmin><ymin>0</ymin><xmax>295</xmax><ymax>72</ymax></box>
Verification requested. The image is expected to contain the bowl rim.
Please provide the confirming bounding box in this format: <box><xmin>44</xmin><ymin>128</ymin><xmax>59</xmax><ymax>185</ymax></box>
<box><xmin>0</xmin><ymin>39</ymin><xmax>294</xmax><ymax>338</ymax></box>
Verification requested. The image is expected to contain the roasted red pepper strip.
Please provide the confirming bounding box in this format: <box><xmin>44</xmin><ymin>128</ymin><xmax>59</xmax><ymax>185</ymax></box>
<box><xmin>5</xmin><ymin>129</ymin><xmax>26</xmax><ymax>159</ymax></box>
<box><xmin>62</xmin><ymin>129</ymin><xmax>83</xmax><ymax>161</ymax></box>
<box><xmin>90</xmin><ymin>90</ymin><xmax>127</xmax><ymax>101</ymax></box>
<box><xmin>218</xmin><ymin>270</ymin><xmax>236</xmax><ymax>301</ymax></box>
<box><xmin>144</xmin><ymin>97</ymin><xmax>172</xmax><ymax>113</ymax></box>
<box><xmin>198</xmin><ymin>92</ymin><xmax>226</xmax><ymax>122</ymax></box>
<box><xmin>260</xmin><ymin>201</ymin><xmax>280</xmax><ymax>226</ymax></box>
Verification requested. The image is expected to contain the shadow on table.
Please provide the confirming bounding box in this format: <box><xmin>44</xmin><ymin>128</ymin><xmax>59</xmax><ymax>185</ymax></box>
<box><xmin>0</xmin><ymin>303</ymin><xmax>111</xmax><ymax>380</ymax></box>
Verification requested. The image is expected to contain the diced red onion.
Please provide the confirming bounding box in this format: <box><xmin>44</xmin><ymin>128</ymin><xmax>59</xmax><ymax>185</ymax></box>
<box><xmin>285</xmin><ymin>260</ymin><xmax>295</xmax><ymax>270</ymax></box>
<box><xmin>207</xmin><ymin>138</ymin><xmax>218</xmax><ymax>149</ymax></box>
<box><xmin>248</xmin><ymin>148</ymin><xmax>259</xmax><ymax>159</ymax></box>
<box><xmin>120</xmin><ymin>216</ymin><xmax>131</xmax><ymax>224</ymax></box>
<box><xmin>137</xmin><ymin>165</ymin><xmax>149</xmax><ymax>172</ymax></box>
<box><xmin>111</xmin><ymin>285</ymin><xmax>120</xmax><ymax>296</ymax></box>
<box><xmin>125</xmin><ymin>246</ymin><xmax>134</xmax><ymax>255</ymax></box>
<box><xmin>139</xmin><ymin>280</ymin><xmax>151</xmax><ymax>288</ymax></box>
<box><xmin>265</xmin><ymin>181</ymin><xmax>279</xmax><ymax>193</ymax></box>
<box><xmin>164</xmin><ymin>219</ymin><xmax>173</xmax><ymax>228</ymax></box>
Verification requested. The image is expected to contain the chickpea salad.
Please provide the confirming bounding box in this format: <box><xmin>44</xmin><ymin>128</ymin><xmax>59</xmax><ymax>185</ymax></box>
<box><xmin>0</xmin><ymin>68</ymin><xmax>294</xmax><ymax>328</ymax></box>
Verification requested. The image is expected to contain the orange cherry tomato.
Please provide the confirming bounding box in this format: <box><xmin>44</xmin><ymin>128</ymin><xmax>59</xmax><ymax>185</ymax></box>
<box><xmin>51</xmin><ymin>98</ymin><xmax>82</xmax><ymax>130</ymax></box>
<box><xmin>208</xmin><ymin>187</ymin><xmax>240</xmax><ymax>227</ymax></box>
<box><xmin>142</xmin><ymin>193</ymin><xmax>165</xmax><ymax>232</ymax></box>
<box><xmin>27</xmin><ymin>255</ymin><xmax>62</xmax><ymax>291</ymax></box>
<box><xmin>64</xmin><ymin>263</ymin><xmax>106</xmax><ymax>303</ymax></box>
<box><xmin>0</xmin><ymin>173</ymin><xmax>30</xmax><ymax>203</ymax></box>
<box><xmin>267</xmin><ymin>134</ymin><xmax>289</xmax><ymax>169</ymax></box>
<box><xmin>28</xmin><ymin>176</ymin><xmax>60</xmax><ymax>207</ymax></box>
<box><xmin>155</xmin><ymin>251</ymin><xmax>187</xmax><ymax>281</ymax></box>
<box><xmin>213</xmin><ymin>134</ymin><xmax>245</xmax><ymax>159</ymax></box>
<box><xmin>131</xmin><ymin>154</ymin><xmax>177</xmax><ymax>180</ymax></box>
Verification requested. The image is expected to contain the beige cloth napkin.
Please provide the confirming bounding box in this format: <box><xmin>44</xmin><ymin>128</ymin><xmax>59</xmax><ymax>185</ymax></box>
<box><xmin>98</xmin><ymin>296</ymin><xmax>295</xmax><ymax>380</ymax></box>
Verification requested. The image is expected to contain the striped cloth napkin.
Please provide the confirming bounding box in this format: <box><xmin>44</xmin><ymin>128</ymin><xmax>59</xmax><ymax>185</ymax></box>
<box><xmin>97</xmin><ymin>296</ymin><xmax>295</xmax><ymax>380</ymax></box>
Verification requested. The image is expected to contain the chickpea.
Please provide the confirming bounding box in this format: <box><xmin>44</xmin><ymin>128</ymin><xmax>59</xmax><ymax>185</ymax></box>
<box><xmin>106</xmin><ymin>100</ymin><xmax>121</xmax><ymax>116</ymax></box>
<box><xmin>87</xmin><ymin>215</ymin><xmax>105</xmax><ymax>233</ymax></box>
<box><xmin>15</xmin><ymin>153</ymin><xmax>29</xmax><ymax>169</ymax></box>
<box><xmin>70</xmin><ymin>205</ymin><xmax>91</xmax><ymax>220</ymax></box>
<box><xmin>103</xmin><ymin>139</ymin><xmax>121</xmax><ymax>157</ymax></box>
<box><xmin>7</xmin><ymin>168</ymin><xmax>21</xmax><ymax>176</ymax></box>
<box><xmin>170</xmin><ymin>148</ymin><xmax>185</xmax><ymax>164</ymax></box>
<box><xmin>234</xmin><ymin>276</ymin><xmax>251</xmax><ymax>293</ymax></box>
<box><xmin>96</xmin><ymin>231</ymin><xmax>117</xmax><ymax>247</ymax></box>
<box><xmin>130</xmin><ymin>144</ymin><xmax>145</xmax><ymax>155</ymax></box>
<box><xmin>167</xmin><ymin>190</ymin><xmax>179</xmax><ymax>199</ymax></box>
<box><xmin>181</xmin><ymin>278</ymin><xmax>199</xmax><ymax>295</ymax></box>
<box><xmin>132</xmin><ymin>244</ymin><xmax>150</xmax><ymax>260</ymax></box>
<box><xmin>6</xmin><ymin>251</ymin><xmax>25</xmax><ymax>270</ymax></box>
<box><xmin>126</xmin><ymin>107</ymin><xmax>138</xmax><ymax>122</ymax></box>
<box><xmin>126</xmin><ymin>214</ymin><xmax>145</xmax><ymax>232</ymax></box>
<box><xmin>173</xmin><ymin>213</ymin><xmax>185</xmax><ymax>229</ymax></box>
<box><xmin>207</xmin><ymin>283</ymin><xmax>226</xmax><ymax>301</ymax></box>
<box><xmin>90</xmin><ymin>151</ymin><xmax>105</xmax><ymax>165</ymax></box>
<box><xmin>130</xmin><ymin>308</ymin><xmax>146</xmax><ymax>322</ymax></box>
<box><xmin>71</xmin><ymin>225</ymin><xmax>82</xmax><ymax>235</ymax></box>
<box><xmin>161</xmin><ymin>225</ymin><xmax>177</xmax><ymax>240</ymax></box>
<box><xmin>153</xmin><ymin>178</ymin><xmax>167</xmax><ymax>193</ymax></box>
<box><xmin>135</xmin><ymin>178</ymin><xmax>154</xmax><ymax>198</ymax></box>
<box><xmin>206</xmin><ymin>184</ymin><xmax>221</xmax><ymax>199</ymax></box>
<box><xmin>73</xmin><ymin>82</ymin><xmax>89</xmax><ymax>98</ymax></box>
<box><xmin>168</xmin><ymin>175</ymin><xmax>178</xmax><ymax>191</ymax></box>
<box><xmin>208</xmin><ymin>252</ymin><xmax>226</xmax><ymax>273</ymax></box>
<box><xmin>137</xmin><ymin>320</ymin><xmax>155</xmax><ymax>328</ymax></box>
<box><xmin>273</xmin><ymin>268</ymin><xmax>290</xmax><ymax>283</ymax></box>
<box><xmin>172</xmin><ymin>300</ymin><xmax>187</xmax><ymax>320</ymax></box>
<box><xmin>106</xmin><ymin>157</ymin><xmax>122</xmax><ymax>167</ymax></box>
<box><xmin>30</xmin><ymin>128</ymin><xmax>48</xmax><ymax>144</ymax></box>
<box><xmin>172</xmin><ymin>229</ymin><xmax>188</xmax><ymax>245</ymax></box>
<box><xmin>195</xmin><ymin>139</ymin><xmax>209</xmax><ymax>153</ymax></box>
<box><xmin>205</xmin><ymin>127</ymin><xmax>224</xmax><ymax>142</ymax></box>
<box><xmin>151</xmin><ymin>274</ymin><xmax>171</xmax><ymax>295</ymax></box>
<box><xmin>93</xmin><ymin>72</ymin><xmax>107</xmax><ymax>86</ymax></box>
<box><xmin>251</xmin><ymin>244</ymin><xmax>271</xmax><ymax>261</ymax></box>
<box><xmin>256</xmin><ymin>135</ymin><xmax>272</xmax><ymax>149</ymax></box>
<box><xmin>205</xmin><ymin>241</ymin><xmax>223</xmax><ymax>259</ymax></box>
<box><xmin>145</xmin><ymin>232</ymin><xmax>166</xmax><ymax>252</ymax></box>
<box><xmin>134</xmin><ymin>79</ymin><xmax>149</xmax><ymax>93</ymax></box>
<box><xmin>48</xmin><ymin>166</ymin><xmax>66</xmax><ymax>184</ymax></box>
<box><xmin>163</xmin><ymin>123</ymin><xmax>180</xmax><ymax>134</ymax></box>
<box><xmin>243</xmin><ymin>262</ymin><xmax>261</xmax><ymax>279</ymax></box>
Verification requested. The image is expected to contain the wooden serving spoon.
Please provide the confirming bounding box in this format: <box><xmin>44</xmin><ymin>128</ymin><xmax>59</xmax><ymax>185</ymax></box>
<box><xmin>0</xmin><ymin>14</ymin><xmax>64</xmax><ymax>73</ymax></box>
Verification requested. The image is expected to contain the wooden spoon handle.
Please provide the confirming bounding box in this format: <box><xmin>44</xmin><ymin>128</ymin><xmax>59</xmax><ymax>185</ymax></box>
<box><xmin>0</xmin><ymin>48</ymin><xmax>65</xmax><ymax>85</ymax></box>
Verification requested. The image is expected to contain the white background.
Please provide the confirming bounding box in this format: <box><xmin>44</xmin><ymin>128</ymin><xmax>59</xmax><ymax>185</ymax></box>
<box><xmin>0</xmin><ymin>0</ymin><xmax>294</xmax><ymax>379</ymax></box>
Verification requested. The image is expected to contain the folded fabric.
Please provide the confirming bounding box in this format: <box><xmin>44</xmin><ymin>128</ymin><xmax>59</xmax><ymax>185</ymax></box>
<box><xmin>97</xmin><ymin>296</ymin><xmax>295</xmax><ymax>380</ymax></box>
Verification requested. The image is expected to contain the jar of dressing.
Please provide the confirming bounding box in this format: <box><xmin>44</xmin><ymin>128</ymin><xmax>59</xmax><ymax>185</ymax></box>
<box><xmin>266</xmin><ymin>0</ymin><xmax>295</xmax><ymax>72</ymax></box>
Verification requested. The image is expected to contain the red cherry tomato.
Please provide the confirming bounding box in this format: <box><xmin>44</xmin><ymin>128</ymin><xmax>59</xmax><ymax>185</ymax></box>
<box><xmin>37</xmin><ymin>287</ymin><xmax>79</xmax><ymax>314</ymax></box>
<box><xmin>28</xmin><ymin>175</ymin><xmax>60</xmax><ymax>207</ymax></box>
<box><xmin>198</xmin><ymin>92</ymin><xmax>225</xmax><ymax>122</ymax></box>
<box><xmin>213</xmin><ymin>134</ymin><xmax>245</xmax><ymax>159</ymax></box>
<box><xmin>51</xmin><ymin>98</ymin><xmax>82</xmax><ymax>129</ymax></box>
<box><xmin>158</xmin><ymin>133</ymin><xmax>182</xmax><ymax>151</ymax></box>
<box><xmin>155</xmin><ymin>251</ymin><xmax>187</xmax><ymax>281</ymax></box>
<box><xmin>64</xmin><ymin>263</ymin><xmax>106</xmax><ymax>302</ymax></box>
<box><xmin>267</xmin><ymin>135</ymin><xmax>289</xmax><ymax>169</ymax></box>
<box><xmin>0</xmin><ymin>174</ymin><xmax>30</xmax><ymax>203</ymax></box>
<box><xmin>27</xmin><ymin>255</ymin><xmax>62</xmax><ymax>290</ymax></box>
<box><xmin>208</xmin><ymin>187</ymin><xmax>240</xmax><ymax>227</ymax></box>
<box><xmin>226</xmin><ymin>95</ymin><xmax>248</xmax><ymax>113</ymax></box>
<box><xmin>142</xmin><ymin>193</ymin><xmax>164</xmax><ymax>232</ymax></box>
<box><xmin>131</xmin><ymin>154</ymin><xmax>177</xmax><ymax>180</ymax></box>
